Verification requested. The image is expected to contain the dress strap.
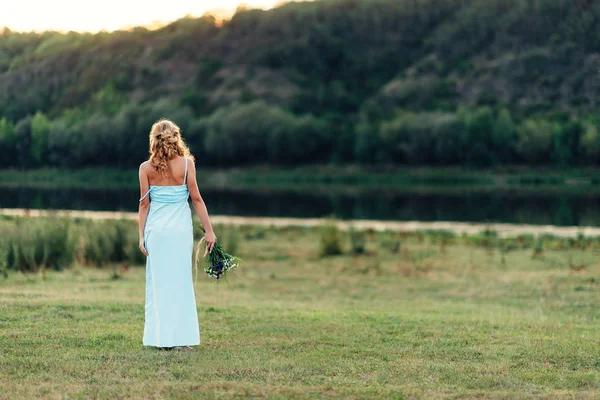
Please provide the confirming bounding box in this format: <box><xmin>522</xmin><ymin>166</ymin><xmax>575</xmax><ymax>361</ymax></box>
<box><xmin>183</xmin><ymin>158</ymin><xmax>188</xmax><ymax>185</ymax></box>
<box><xmin>139</xmin><ymin>188</ymin><xmax>151</xmax><ymax>202</ymax></box>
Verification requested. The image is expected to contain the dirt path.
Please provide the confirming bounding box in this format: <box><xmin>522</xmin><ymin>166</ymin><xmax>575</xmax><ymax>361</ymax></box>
<box><xmin>2</xmin><ymin>208</ymin><xmax>600</xmax><ymax>238</ymax></box>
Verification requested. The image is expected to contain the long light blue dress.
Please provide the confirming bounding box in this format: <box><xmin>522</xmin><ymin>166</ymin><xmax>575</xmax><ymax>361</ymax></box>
<box><xmin>139</xmin><ymin>158</ymin><xmax>200</xmax><ymax>347</ymax></box>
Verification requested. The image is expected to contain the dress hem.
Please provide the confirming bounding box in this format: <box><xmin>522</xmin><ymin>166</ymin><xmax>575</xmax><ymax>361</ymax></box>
<box><xmin>144</xmin><ymin>342</ymin><xmax>200</xmax><ymax>347</ymax></box>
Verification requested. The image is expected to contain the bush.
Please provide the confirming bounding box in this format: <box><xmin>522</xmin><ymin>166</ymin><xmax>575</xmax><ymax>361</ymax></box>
<box><xmin>515</xmin><ymin>119</ymin><xmax>557</xmax><ymax>164</ymax></box>
<box><xmin>378</xmin><ymin>111</ymin><xmax>466</xmax><ymax>165</ymax></box>
<box><xmin>552</xmin><ymin>120</ymin><xmax>583</xmax><ymax>166</ymax></box>
<box><xmin>224</xmin><ymin>226</ymin><xmax>240</xmax><ymax>256</ymax></box>
<box><xmin>580</xmin><ymin>122</ymin><xmax>600</xmax><ymax>164</ymax></box>
<box><xmin>491</xmin><ymin>108</ymin><xmax>517</xmax><ymax>164</ymax></box>
<box><xmin>320</xmin><ymin>219</ymin><xmax>343</xmax><ymax>257</ymax></box>
<box><xmin>460</xmin><ymin>106</ymin><xmax>497</xmax><ymax>167</ymax></box>
<box><xmin>353</xmin><ymin>115</ymin><xmax>381</xmax><ymax>164</ymax></box>
<box><xmin>0</xmin><ymin>234</ymin><xmax>9</xmax><ymax>278</ymax></box>
<box><xmin>0</xmin><ymin>216</ymin><xmax>151</xmax><ymax>274</ymax></box>
<box><xmin>111</xmin><ymin>220</ymin><xmax>132</xmax><ymax>263</ymax></box>
<box><xmin>84</xmin><ymin>222</ymin><xmax>117</xmax><ymax>268</ymax></box>
<box><xmin>5</xmin><ymin>217</ymin><xmax>74</xmax><ymax>272</ymax></box>
<box><xmin>43</xmin><ymin>218</ymin><xmax>75</xmax><ymax>270</ymax></box>
<box><xmin>0</xmin><ymin>118</ymin><xmax>17</xmax><ymax>167</ymax></box>
<box><xmin>348</xmin><ymin>225</ymin><xmax>366</xmax><ymax>255</ymax></box>
<box><xmin>30</xmin><ymin>111</ymin><xmax>51</xmax><ymax>166</ymax></box>
<box><xmin>203</xmin><ymin>101</ymin><xmax>331</xmax><ymax>165</ymax></box>
<box><xmin>379</xmin><ymin>231</ymin><xmax>401</xmax><ymax>254</ymax></box>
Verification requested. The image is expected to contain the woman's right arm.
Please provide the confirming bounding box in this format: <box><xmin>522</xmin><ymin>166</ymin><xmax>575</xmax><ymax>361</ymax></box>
<box><xmin>138</xmin><ymin>163</ymin><xmax>150</xmax><ymax>256</ymax></box>
<box><xmin>186</xmin><ymin>159</ymin><xmax>217</xmax><ymax>253</ymax></box>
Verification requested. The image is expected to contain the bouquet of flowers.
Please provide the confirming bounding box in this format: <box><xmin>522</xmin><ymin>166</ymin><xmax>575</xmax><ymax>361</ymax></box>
<box><xmin>194</xmin><ymin>226</ymin><xmax>242</xmax><ymax>281</ymax></box>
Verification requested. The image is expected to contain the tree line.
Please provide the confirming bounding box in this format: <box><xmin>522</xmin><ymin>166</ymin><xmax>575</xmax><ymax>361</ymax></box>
<box><xmin>0</xmin><ymin>0</ymin><xmax>599</xmax><ymax>168</ymax></box>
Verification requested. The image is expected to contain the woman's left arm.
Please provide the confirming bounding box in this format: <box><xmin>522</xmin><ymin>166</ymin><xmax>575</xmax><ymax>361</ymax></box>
<box><xmin>138</xmin><ymin>163</ymin><xmax>150</xmax><ymax>256</ymax></box>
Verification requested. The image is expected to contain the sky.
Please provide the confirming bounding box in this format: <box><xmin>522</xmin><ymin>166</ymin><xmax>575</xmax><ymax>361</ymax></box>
<box><xmin>0</xmin><ymin>0</ymin><xmax>296</xmax><ymax>33</ymax></box>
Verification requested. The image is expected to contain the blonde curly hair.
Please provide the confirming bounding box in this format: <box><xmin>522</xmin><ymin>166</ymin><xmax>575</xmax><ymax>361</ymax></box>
<box><xmin>148</xmin><ymin>119</ymin><xmax>195</xmax><ymax>176</ymax></box>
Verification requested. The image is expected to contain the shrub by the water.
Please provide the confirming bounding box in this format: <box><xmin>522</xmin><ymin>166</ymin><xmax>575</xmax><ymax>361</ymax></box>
<box><xmin>2</xmin><ymin>217</ymin><xmax>74</xmax><ymax>272</ymax></box>
<box><xmin>320</xmin><ymin>219</ymin><xmax>344</xmax><ymax>257</ymax></box>
<box><xmin>223</xmin><ymin>226</ymin><xmax>240</xmax><ymax>257</ymax></box>
<box><xmin>111</xmin><ymin>220</ymin><xmax>130</xmax><ymax>263</ymax></box>
<box><xmin>85</xmin><ymin>219</ymin><xmax>147</xmax><ymax>268</ymax></box>
<box><xmin>379</xmin><ymin>231</ymin><xmax>401</xmax><ymax>254</ymax></box>
<box><xmin>4</xmin><ymin>215</ymin><xmax>600</xmax><ymax>277</ymax></box>
<box><xmin>0</xmin><ymin>235</ymin><xmax>9</xmax><ymax>278</ymax></box>
<box><xmin>0</xmin><ymin>217</ymin><xmax>148</xmax><ymax>273</ymax></box>
<box><xmin>348</xmin><ymin>225</ymin><xmax>366</xmax><ymax>255</ymax></box>
<box><xmin>83</xmin><ymin>222</ymin><xmax>111</xmax><ymax>267</ymax></box>
<box><xmin>532</xmin><ymin>237</ymin><xmax>544</xmax><ymax>258</ymax></box>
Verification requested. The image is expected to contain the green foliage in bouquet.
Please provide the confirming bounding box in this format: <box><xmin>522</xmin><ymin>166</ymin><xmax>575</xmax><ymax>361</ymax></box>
<box><xmin>194</xmin><ymin>226</ymin><xmax>242</xmax><ymax>282</ymax></box>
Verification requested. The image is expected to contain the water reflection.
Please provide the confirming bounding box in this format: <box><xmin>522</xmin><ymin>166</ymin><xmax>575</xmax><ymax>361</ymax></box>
<box><xmin>0</xmin><ymin>185</ymin><xmax>599</xmax><ymax>227</ymax></box>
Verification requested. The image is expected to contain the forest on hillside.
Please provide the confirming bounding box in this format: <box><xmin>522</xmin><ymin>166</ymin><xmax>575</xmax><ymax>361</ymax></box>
<box><xmin>0</xmin><ymin>0</ymin><xmax>600</xmax><ymax>169</ymax></box>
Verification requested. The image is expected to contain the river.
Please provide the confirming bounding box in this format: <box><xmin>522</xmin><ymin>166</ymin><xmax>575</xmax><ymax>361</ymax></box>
<box><xmin>1</xmin><ymin>184</ymin><xmax>599</xmax><ymax>227</ymax></box>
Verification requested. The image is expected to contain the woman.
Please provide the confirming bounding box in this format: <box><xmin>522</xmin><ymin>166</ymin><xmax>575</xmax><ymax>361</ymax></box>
<box><xmin>138</xmin><ymin>119</ymin><xmax>217</xmax><ymax>351</ymax></box>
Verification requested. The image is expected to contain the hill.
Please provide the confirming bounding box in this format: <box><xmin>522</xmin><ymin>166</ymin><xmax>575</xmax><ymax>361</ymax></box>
<box><xmin>0</xmin><ymin>0</ymin><xmax>599</xmax><ymax>168</ymax></box>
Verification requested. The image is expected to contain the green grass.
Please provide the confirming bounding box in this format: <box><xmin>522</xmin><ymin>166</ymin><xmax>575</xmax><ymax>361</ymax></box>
<box><xmin>1</xmin><ymin>225</ymin><xmax>600</xmax><ymax>398</ymax></box>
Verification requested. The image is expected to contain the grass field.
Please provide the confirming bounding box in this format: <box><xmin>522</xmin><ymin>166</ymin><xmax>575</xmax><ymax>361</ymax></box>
<box><xmin>1</xmin><ymin>225</ymin><xmax>600</xmax><ymax>399</ymax></box>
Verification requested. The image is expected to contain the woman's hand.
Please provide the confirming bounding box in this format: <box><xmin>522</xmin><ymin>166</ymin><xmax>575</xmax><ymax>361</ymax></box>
<box><xmin>139</xmin><ymin>239</ymin><xmax>149</xmax><ymax>257</ymax></box>
<box><xmin>205</xmin><ymin>231</ymin><xmax>217</xmax><ymax>254</ymax></box>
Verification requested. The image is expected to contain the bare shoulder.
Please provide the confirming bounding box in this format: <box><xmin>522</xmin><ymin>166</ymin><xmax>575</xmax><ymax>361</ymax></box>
<box><xmin>181</xmin><ymin>155</ymin><xmax>194</xmax><ymax>166</ymax></box>
<box><xmin>139</xmin><ymin>161</ymin><xmax>153</xmax><ymax>177</ymax></box>
<box><xmin>186</xmin><ymin>157</ymin><xmax>196</xmax><ymax>171</ymax></box>
<box><xmin>139</xmin><ymin>161</ymin><xmax>152</xmax><ymax>173</ymax></box>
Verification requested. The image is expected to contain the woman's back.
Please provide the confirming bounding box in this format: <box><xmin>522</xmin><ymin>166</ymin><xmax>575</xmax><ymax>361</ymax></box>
<box><xmin>146</xmin><ymin>156</ymin><xmax>188</xmax><ymax>186</ymax></box>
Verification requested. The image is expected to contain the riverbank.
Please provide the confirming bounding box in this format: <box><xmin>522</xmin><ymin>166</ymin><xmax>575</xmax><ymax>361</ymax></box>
<box><xmin>2</xmin><ymin>166</ymin><xmax>600</xmax><ymax>189</ymax></box>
